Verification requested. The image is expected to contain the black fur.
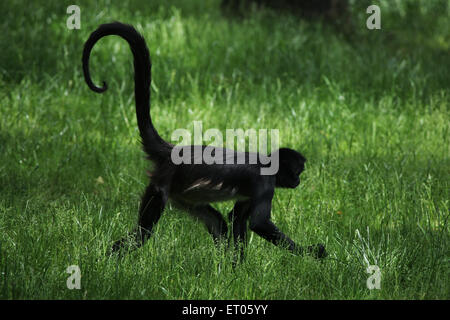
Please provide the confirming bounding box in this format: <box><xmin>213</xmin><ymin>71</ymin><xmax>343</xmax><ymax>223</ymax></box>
<box><xmin>82</xmin><ymin>22</ymin><xmax>326</xmax><ymax>261</ymax></box>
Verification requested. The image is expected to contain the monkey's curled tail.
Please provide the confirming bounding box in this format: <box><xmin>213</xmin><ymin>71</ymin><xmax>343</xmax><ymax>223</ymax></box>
<box><xmin>82</xmin><ymin>22</ymin><xmax>172</xmax><ymax>163</ymax></box>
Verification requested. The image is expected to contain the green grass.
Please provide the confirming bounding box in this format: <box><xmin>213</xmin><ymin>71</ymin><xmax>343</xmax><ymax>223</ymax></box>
<box><xmin>0</xmin><ymin>0</ymin><xmax>449</xmax><ymax>299</ymax></box>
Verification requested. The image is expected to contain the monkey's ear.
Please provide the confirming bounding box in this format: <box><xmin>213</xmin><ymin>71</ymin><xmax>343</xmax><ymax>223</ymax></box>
<box><xmin>268</xmin><ymin>149</ymin><xmax>279</xmax><ymax>157</ymax></box>
<box><xmin>275</xmin><ymin>148</ymin><xmax>306</xmax><ymax>163</ymax></box>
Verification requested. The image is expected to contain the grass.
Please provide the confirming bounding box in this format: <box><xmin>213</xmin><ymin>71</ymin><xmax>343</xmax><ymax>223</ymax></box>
<box><xmin>0</xmin><ymin>0</ymin><xmax>449</xmax><ymax>299</ymax></box>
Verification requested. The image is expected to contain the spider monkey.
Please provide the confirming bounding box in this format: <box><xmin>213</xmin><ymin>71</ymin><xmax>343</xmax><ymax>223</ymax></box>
<box><xmin>82</xmin><ymin>22</ymin><xmax>326</xmax><ymax>261</ymax></box>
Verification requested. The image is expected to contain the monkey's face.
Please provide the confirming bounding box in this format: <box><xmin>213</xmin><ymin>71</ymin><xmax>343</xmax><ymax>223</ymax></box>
<box><xmin>274</xmin><ymin>148</ymin><xmax>306</xmax><ymax>189</ymax></box>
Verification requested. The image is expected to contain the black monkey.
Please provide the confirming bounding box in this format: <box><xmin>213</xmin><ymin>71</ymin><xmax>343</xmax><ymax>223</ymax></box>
<box><xmin>82</xmin><ymin>22</ymin><xmax>326</xmax><ymax>261</ymax></box>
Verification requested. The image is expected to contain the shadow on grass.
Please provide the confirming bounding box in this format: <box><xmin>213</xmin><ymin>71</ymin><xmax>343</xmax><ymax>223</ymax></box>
<box><xmin>1</xmin><ymin>0</ymin><xmax>448</xmax><ymax>102</ymax></box>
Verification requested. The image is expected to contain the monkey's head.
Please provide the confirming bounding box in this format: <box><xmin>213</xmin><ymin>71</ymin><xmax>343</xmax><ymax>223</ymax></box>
<box><xmin>273</xmin><ymin>148</ymin><xmax>306</xmax><ymax>188</ymax></box>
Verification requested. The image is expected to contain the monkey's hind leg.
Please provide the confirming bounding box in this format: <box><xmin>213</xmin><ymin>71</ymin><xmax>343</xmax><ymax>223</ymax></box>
<box><xmin>112</xmin><ymin>183</ymin><xmax>167</xmax><ymax>254</ymax></box>
<box><xmin>228</xmin><ymin>200</ymin><xmax>251</xmax><ymax>264</ymax></box>
<box><xmin>181</xmin><ymin>204</ymin><xmax>228</xmax><ymax>245</ymax></box>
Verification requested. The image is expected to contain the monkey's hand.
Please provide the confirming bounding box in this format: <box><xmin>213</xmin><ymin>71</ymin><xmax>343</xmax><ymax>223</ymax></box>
<box><xmin>306</xmin><ymin>243</ymin><xmax>327</xmax><ymax>259</ymax></box>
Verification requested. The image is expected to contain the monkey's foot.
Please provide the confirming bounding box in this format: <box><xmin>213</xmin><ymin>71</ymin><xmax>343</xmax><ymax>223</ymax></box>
<box><xmin>110</xmin><ymin>233</ymin><xmax>142</xmax><ymax>256</ymax></box>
